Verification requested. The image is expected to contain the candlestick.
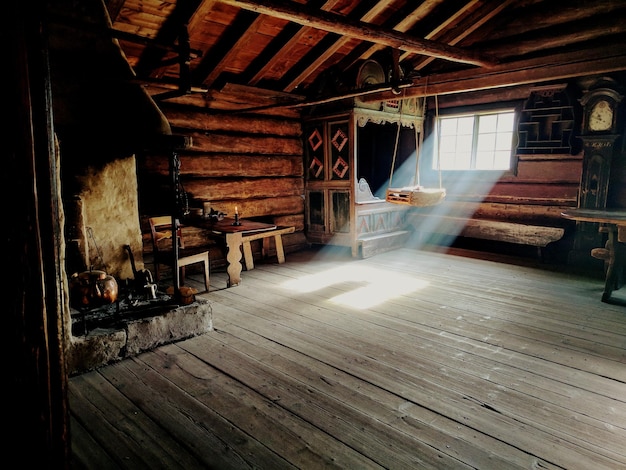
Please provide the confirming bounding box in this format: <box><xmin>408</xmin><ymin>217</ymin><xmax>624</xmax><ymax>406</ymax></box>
<box><xmin>233</xmin><ymin>212</ymin><xmax>241</xmax><ymax>226</ymax></box>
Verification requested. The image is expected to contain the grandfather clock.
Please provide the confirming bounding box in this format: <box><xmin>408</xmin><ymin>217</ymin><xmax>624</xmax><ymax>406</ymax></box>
<box><xmin>570</xmin><ymin>78</ymin><xmax>624</xmax><ymax>265</ymax></box>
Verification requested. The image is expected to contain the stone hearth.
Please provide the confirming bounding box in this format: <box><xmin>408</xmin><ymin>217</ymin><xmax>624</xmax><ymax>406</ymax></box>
<box><xmin>66</xmin><ymin>297</ymin><xmax>212</xmax><ymax>376</ymax></box>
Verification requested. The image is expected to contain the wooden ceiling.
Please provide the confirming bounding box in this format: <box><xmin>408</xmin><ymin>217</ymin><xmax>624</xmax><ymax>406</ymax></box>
<box><xmin>104</xmin><ymin>0</ymin><xmax>626</xmax><ymax>106</ymax></box>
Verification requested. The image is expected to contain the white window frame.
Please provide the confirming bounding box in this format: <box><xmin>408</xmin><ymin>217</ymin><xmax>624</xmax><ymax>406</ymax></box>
<box><xmin>434</xmin><ymin>108</ymin><xmax>517</xmax><ymax>172</ymax></box>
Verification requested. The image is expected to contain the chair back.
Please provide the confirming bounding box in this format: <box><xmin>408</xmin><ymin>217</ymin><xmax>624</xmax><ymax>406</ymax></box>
<box><xmin>149</xmin><ymin>216</ymin><xmax>185</xmax><ymax>252</ymax></box>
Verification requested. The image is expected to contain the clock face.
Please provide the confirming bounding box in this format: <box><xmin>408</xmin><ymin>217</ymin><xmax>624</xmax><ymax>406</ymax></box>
<box><xmin>588</xmin><ymin>99</ymin><xmax>613</xmax><ymax>131</ymax></box>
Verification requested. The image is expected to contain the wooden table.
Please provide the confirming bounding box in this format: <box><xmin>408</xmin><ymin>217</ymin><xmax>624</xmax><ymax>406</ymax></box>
<box><xmin>561</xmin><ymin>208</ymin><xmax>626</xmax><ymax>302</ymax></box>
<box><xmin>188</xmin><ymin>217</ymin><xmax>294</xmax><ymax>287</ymax></box>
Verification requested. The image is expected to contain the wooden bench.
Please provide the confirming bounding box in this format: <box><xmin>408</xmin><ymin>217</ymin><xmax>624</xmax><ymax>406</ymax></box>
<box><xmin>406</xmin><ymin>200</ymin><xmax>572</xmax><ymax>256</ymax></box>
<box><xmin>408</xmin><ymin>213</ymin><xmax>566</xmax><ymax>249</ymax></box>
<box><xmin>241</xmin><ymin>226</ymin><xmax>295</xmax><ymax>270</ymax></box>
<box><xmin>357</xmin><ymin>230</ymin><xmax>410</xmax><ymax>258</ymax></box>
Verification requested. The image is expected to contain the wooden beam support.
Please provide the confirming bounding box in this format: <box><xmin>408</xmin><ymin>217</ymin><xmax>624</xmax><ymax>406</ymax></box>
<box><xmin>362</xmin><ymin>44</ymin><xmax>626</xmax><ymax>102</ymax></box>
<box><xmin>218</xmin><ymin>0</ymin><xmax>498</xmax><ymax>68</ymax></box>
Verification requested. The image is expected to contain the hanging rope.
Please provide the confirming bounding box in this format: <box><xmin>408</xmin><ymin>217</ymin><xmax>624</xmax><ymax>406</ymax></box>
<box><xmin>434</xmin><ymin>93</ymin><xmax>442</xmax><ymax>189</ymax></box>
<box><xmin>385</xmin><ymin>82</ymin><xmax>446</xmax><ymax>207</ymax></box>
<box><xmin>388</xmin><ymin>90</ymin><xmax>405</xmax><ymax>188</ymax></box>
<box><xmin>413</xmin><ymin>96</ymin><xmax>425</xmax><ymax>187</ymax></box>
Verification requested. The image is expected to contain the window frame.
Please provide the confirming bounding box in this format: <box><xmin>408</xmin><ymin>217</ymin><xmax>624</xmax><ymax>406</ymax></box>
<box><xmin>430</xmin><ymin>102</ymin><xmax>522</xmax><ymax>178</ymax></box>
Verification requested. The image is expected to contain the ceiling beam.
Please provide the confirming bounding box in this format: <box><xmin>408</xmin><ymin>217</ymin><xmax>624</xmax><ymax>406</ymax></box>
<box><xmin>409</xmin><ymin>0</ymin><xmax>516</xmax><ymax>70</ymax></box>
<box><xmin>226</xmin><ymin>44</ymin><xmax>626</xmax><ymax>113</ymax></box>
<box><xmin>249</xmin><ymin>0</ymin><xmax>348</xmax><ymax>88</ymax></box>
<box><xmin>362</xmin><ymin>44</ymin><xmax>626</xmax><ymax>102</ymax></box>
<box><xmin>218</xmin><ymin>0</ymin><xmax>499</xmax><ymax>68</ymax></box>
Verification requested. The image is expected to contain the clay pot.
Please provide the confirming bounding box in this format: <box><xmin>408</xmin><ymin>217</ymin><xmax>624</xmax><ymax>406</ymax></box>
<box><xmin>166</xmin><ymin>285</ymin><xmax>197</xmax><ymax>305</ymax></box>
<box><xmin>70</xmin><ymin>270</ymin><xmax>118</xmax><ymax>308</ymax></box>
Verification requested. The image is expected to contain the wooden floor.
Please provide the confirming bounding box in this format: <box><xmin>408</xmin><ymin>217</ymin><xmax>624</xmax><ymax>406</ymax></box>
<box><xmin>69</xmin><ymin>245</ymin><xmax>626</xmax><ymax>469</ymax></box>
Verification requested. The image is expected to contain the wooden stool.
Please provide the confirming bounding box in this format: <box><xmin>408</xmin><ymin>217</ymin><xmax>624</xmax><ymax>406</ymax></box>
<box><xmin>241</xmin><ymin>226</ymin><xmax>295</xmax><ymax>270</ymax></box>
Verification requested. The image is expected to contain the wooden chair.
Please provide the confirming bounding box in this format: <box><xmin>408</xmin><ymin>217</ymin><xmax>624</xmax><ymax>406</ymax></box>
<box><xmin>148</xmin><ymin>216</ymin><xmax>210</xmax><ymax>293</ymax></box>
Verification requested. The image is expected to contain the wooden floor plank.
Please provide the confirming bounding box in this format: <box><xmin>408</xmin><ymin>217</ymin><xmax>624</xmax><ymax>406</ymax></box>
<box><xmin>69</xmin><ymin>372</ymin><xmax>204</xmax><ymax>469</ymax></box>
<box><xmin>70</xmin><ymin>246</ymin><xmax>626</xmax><ymax>470</ymax></box>
<box><xmin>244</xmin><ymin>260</ymin><xmax>626</xmax><ymax>383</ymax></box>
<box><xmin>227</xmin><ymin>265</ymin><xmax>626</xmax><ymax>401</ymax></box>
<box><xmin>178</xmin><ymin>333</ymin><xmax>475</xmax><ymax>469</ymax></box>
<box><xmin>98</xmin><ymin>355</ymin><xmax>293</xmax><ymax>469</ymax></box>
<box><xmin>69</xmin><ymin>415</ymin><xmax>122</xmax><ymax>469</ymax></box>
<box><xmin>201</xmin><ymin>287</ymin><xmax>625</xmax><ymax>469</ymax></box>
<box><xmin>188</xmin><ymin>323</ymin><xmax>551</xmax><ymax>470</ymax></box>
<box><xmin>139</xmin><ymin>344</ymin><xmax>384</xmax><ymax>470</ymax></box>
<box><xmin>210</xmin><ymin>285</ymin><xmax>626</xmax><ymax>447</ymax></box>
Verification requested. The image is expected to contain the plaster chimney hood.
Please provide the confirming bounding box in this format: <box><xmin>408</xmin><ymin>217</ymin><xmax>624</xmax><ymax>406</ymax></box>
<box><xmin>46</xmin><ymin>0</ymin><xmax>184</xmax><ymax>162</ymax></box>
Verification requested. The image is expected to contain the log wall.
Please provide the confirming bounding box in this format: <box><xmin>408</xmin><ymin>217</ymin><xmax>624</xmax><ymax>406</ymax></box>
<box><xmin>137</xmin><ymin>86</ymin><xmax>308</xmax><ymax>261</ymax></box>
<box><xmin>408</xmin><ymin>84</ymin><xmax>586</xmax><ymax>258</ymax></box>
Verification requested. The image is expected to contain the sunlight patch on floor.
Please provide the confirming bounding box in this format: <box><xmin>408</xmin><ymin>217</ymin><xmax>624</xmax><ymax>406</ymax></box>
<box><xmin>281</xmin><ymin>264</ymin><xmax>428</xmax><ymax>309</ymax></box>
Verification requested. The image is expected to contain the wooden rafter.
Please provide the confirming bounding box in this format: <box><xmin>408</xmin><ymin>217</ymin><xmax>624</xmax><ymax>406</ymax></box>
<box><xmin>282</xmin><ymin>1</ymin><xmax>412</xmax><ymax>92</ymax></box>
<box><xmin>248</xmin><ymin>0</ymin><xmax>348</xmax><ymax>88</ymax></box>
<box><xmin>362</xmin><ymin>44</ymin><xmax>626</xmax><ymax>102</ymax></box>
<box><xmin>408</xmin><ymin>0</ymin><xmax>514</xmax><ymax>70</ymax></box>
<box><xmin>202</xmin><ymin>15</ymin><xmax>268</xmax><ymax>88</ymax></box>
<box><xmin>225</xmin><ymin>43</ymin><xmax>626</xmax><ymax>113</ymax></box>
<box><xmin>218</xmin><ymin>0</ymin><xmax>499</xmax><ymax>68</ymax></box>
<box><xmin>357</xmin><ymin>0</ymin><xmax>447</xmax><ymax>63</ymax></box>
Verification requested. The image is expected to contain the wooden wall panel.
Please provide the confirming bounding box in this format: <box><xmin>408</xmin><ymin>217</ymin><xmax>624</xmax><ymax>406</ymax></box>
<box><xmin>185</xmin><ymin>131</ymin><xmax>302</xmax><ymax>154</ymax></box>
<box><xmin>411</xmin><ymin>84</ymin><xmax>589</xmax><ymax>252</ymax></box>
<box><xmin>142</xmin><ymin>154</ymin><xmax>303</xmax><ymax>178</ymax></box>
<box><xmin>137</xmin><ymin>90</ymin><xmax>307</xmax><ymax>256</ymax></box>
<box><xmin>511</xmin><ymin>159</ymin><xmax>583</xmax><ymax>184</ymax></box>
<box><xmin>166</xmin><ymin>109</ymin><xmax>302</xmax><ymax>136</ymax></box>
<box><xmin>183</xmin><ymin>177</ymin><xmax>303</xmax><ymax>201</ymax></box>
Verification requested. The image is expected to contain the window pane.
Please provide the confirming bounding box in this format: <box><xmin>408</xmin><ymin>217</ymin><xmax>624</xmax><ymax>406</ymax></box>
<box><xmin>439</xmin><ymin>118</ymin><xmax>458</xmax><ymax>135</ymax></box>
<box><xmin>439</xmin><ymin>136</ymin><xmax>458</xmax><ymax>153</ymax></box>
<box><xmin>497</xmin><ymin>112</ymin><xmax>515</xmax><ymax>131</ymax></box>
<box><xmin>435</xmin><ymin>110</ymin><xmax>515</xmax><ymax>171</ymax></box>
<box><xmin>493</xmin><ymin>151</ymin><xmax>511</xmax><ymax>170</ymax></box>
<box><xmin>438</xmin><ymin>153</ymin><xmax>456</xmax><ymax>170</ymax></box>
<box><xmin>454</xmin><ymin>152</ymin><xmax>472</xmax><ymax>169</ymax></box>
<box><xmin>479</xmin><ymin>114</ymin><xmax>498</xmax><ymax>133</ymax></box>
<box><xmin>495</xmin><ymin>131</ymin><xmax>513</xmax><ymax>150</ymax></box>
<box><xmin>457</xmin><ymin>116</ymin><xmax>475</xmax><ymax>134</ymax></box>
<box><xmin>475</xmin><ymin>151</ymin><xmax>494</xmax><ymax>170</ymax></box>
<box><xmin>457</xmin><ymin>134</ymin><xmax>473</xmax><ymax>153</ymax></box>
<box><xmin>477</xmin><ymin>133</ymin><xmax>496</xmax><ymax>152</ymax></box>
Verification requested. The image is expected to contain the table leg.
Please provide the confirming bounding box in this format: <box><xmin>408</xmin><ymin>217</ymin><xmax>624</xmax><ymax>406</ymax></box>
<box><xmin>274</xmin><ymin>234</ymin><xmax>286</xmax><ymax>264</ymax></box>
<box><xmin>601</xmin><ymin>228</ymin><xmax>625</xmax><ymax>302</ymax></box>
<box><xmin>242</xmin><ymin>240</ymin><xmax>254</xmax><ymax>270</ymax></box>
<box><xmin>225</xmin><ymin>232</ymin><xmax>243</xmax><ymax>287</ymax></box>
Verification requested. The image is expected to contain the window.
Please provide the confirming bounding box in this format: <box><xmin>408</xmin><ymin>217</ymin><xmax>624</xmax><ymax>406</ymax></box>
<box><xmin>434</xmin><ymin>110</ymin><xmax>516</xmax><ymax>170</ymax></box>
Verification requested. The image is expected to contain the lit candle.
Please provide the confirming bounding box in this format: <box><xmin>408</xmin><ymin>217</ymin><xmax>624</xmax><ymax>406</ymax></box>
<box><xmin>235</xmin><ymin>206</ymin><xmax>238</xmax><ymax>215</ymax></box>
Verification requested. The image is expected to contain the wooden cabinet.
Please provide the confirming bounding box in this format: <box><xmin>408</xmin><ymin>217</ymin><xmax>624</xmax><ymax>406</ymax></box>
<box><xmin>304</xmin><ymin>117</ymin><xmax>353</xmax><ymax>247</ymax></box>
<box><xmin>303</xmin><ymin>107</ymin><xmax>422</xmax><ymax>257</ymax></box>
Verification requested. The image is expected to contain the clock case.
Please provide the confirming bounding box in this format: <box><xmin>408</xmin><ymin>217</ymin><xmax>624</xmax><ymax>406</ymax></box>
<box><xmin>569</xmin><ymin>80</ymin><xmax>625</xmax><ymax>267</ymax></box>
<box><xmin>580</xmin><ymin>86</ymin><xmax>623</xmax><ymax>135</ymax></box>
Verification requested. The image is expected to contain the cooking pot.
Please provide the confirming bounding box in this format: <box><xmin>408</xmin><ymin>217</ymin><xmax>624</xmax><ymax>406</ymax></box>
<box><xmin>70</xmin><ymin>269</ymin><xmax>118</xmax><ymax>308</ymax></box>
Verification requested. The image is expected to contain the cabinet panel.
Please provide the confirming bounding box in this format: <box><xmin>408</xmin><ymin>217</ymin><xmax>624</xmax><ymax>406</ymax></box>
<box><xmin>306</xmin><ymin>190</ymin><xmax>325</xmax><ymax>233</ymax></box>
<box><xmin>304</xmin><ymin>123</ymin><xmax>325</xmax><ymax>181</ymax></box>
<box><xmin>304</xmin><ymin>118</ymin><xmax>352</xmax><ymax>246</ymax></box>
<box><xmin>330</xmin><ymin>190</ymin><xmax>350</xmax><ymax>233</ymax></box>
<box><xmin>329</xmin><ymin>121</ymin><xmax>350</xmax><ymax>180</ymax></box>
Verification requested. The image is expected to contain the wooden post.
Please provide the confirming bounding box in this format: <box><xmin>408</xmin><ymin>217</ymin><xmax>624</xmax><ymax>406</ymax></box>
<box><xmin>170</xmin><ymin>151</ymin><xmax>181</xmax><ymax>293</ymax></box>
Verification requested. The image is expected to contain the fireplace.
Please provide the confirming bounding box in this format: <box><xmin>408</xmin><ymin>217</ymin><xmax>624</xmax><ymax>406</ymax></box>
<box><xmin>47</xmin><ymin>0</ymin><xmax>212</xmax><ymax>375</ymax></box>
<box><xmin>61</xmin><ymin>152</ymin><xmax>213</xmax><ymax>376</ymax></box>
